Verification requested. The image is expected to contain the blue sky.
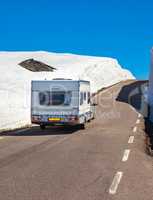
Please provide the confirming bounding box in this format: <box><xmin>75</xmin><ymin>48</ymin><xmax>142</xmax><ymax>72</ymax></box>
<box><xmin>0</xmin><ymin>0</ymin><xmax>153</xmax><ymax>79</ymax></box>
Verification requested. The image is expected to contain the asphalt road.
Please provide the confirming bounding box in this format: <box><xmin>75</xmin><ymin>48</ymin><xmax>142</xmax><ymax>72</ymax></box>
<box><xmin>0</xmin><ymin>80</ymin><xmax>152</xmax><ymax>200</ymax></box>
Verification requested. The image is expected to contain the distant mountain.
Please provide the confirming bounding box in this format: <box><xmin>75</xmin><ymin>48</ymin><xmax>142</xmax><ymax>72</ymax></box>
<box><xmin>0</xmin><ymin>51</ymin><xmax>135</xmax><ymax>131</ymax></box>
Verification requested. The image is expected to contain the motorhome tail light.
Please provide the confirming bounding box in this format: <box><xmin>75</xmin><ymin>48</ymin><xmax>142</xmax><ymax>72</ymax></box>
<box><xmin>69</xmin><ymin>116</ymin><xmax>78</xmax><ymax>121</ymax></box>
<box><xmin>32</xmin><ymin>115</ymin><xmax>41</xmax><ymax>122</ymax></box>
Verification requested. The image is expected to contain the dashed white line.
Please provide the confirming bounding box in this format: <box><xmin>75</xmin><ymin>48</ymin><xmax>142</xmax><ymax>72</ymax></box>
<box><xmin>138</xmin><ymin>113</ymin><xmax>142</xmax><ymax>118</ymax></box>
<box><xmin>109</xmin><ymin>172</ymin><xmax>123</xmax><ymax>195</ymax></box>
<box><xmin>128</xmin><ymin>136</ymin><xmax>134</xmax><ymax>144</ymax></box>
<box><xmin>133</xmin><ymin>126</ymin><xmax>137</xmax><ymax>133</ymax></box>
<box><xmin>130</xmin><ymin>106</ymin><xmax>136</xmax><ymax>112</ymax></box>
<box><xmin>136</xmin><ymin>119</ymin><xmax>140</xmax><ymax>124</ymax></box>
<box><xmin>122</xmin><ymin>149</ymin><xmax>131</xmax><ymax>162</ymax></box>
<box><xmin>109</xmin><ymin>111</ymin><xmax>140</xmax><ymax>195</ymax></box>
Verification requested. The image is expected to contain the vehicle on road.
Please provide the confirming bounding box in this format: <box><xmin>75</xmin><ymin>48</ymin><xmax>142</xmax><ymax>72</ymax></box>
<box><xmin>31</xmin><ymin>79</ymin><xmax>95</xmax><ymax>129</ymax></box>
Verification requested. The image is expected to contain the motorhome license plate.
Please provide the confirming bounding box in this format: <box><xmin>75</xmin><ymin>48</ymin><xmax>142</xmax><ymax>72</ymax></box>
<box><xmin>48</xmin><ymin>118</ymin><xmax>61</xmax><ymax>121</ymax></box>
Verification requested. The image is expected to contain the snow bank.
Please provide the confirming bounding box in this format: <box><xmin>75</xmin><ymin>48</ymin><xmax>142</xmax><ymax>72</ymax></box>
<box><xmin>0</xmin><ymin>51</ymin><xmax>135</xmax><ymax>131</ymax></box>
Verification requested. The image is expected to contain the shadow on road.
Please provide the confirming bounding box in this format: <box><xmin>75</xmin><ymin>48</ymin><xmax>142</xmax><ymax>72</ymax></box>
<box><xmin>116</xmin><ymin>80</ymin><xmax>153</xmax><ymax>153</ymax></box>
<box><xmin>116</xmin><ymin>80</ymin><xmax>148</xmax><ymax>113</ymax></box>
<box><xmin>0</xmin><ymin>125</ymin><xmax>80</xmax><ymax>137</ymax></box>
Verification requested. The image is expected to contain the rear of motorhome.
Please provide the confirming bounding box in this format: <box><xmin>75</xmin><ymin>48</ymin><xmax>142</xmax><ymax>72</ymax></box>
<box><xmin>31</xmin><ymin>79</ymin><xmax>95</xmax><ymax>129</ymax></box>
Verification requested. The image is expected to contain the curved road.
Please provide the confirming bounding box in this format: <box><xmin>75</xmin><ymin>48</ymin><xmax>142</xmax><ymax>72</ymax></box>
<box><xmin>0</xmin><ymin>80</ymin><xmax>152</xmax><ymax>200</ymax></box>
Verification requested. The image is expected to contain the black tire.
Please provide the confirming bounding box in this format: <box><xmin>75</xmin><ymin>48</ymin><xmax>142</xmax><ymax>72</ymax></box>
<box><xmin>40</xmin><ymin>124</ymin><xmax>46</xmax><ymax>130</ymax></box>
<box><xmin>79</xmin><ymin>123</ymin><xmax>85</xmax><ymax>130</ymax></box>
<box><xmin>63</xmin><ymin>125</ymin><xmax>71</xmax><ymax>130</ymax></box>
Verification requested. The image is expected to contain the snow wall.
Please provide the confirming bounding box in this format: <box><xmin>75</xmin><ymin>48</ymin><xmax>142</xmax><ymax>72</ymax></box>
<box><xmin>0</xmin><ymin>51</ymin><xmax>135</xmax><ymax>131</ymax></box>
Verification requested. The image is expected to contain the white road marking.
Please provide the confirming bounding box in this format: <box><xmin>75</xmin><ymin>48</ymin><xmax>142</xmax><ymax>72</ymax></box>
<box><xmin>136</xmin><ymin>119</ymin><xmax>140</xmax><ymax>124</ymax></box>
<box><xmin>122</xmin><ymin>149</ymin><xmax>131</xmax><ymax>162</ymax></box>
<box><xmin>133</xmin><ymin>126</ymin><xmax>137</xmax><ymax>133</ymax></box>
<box><xmin>109</xmin><ymin>172</ymin><xmax>123</xmax><ymax>195</ymax></box>
<box><xmin>15</xmin><ymin>128</ymin><xmax>30</xmax><ymax>133</ymax></box>
<box><xmin>130</xmin><ymin>106</ymin><xmax>141</xmax><ymax>115</ymax></box>
<box><xmin>0</xmin><ymin>137</ymin><xmax>4</xmax><ymax>140</ymax></box>
<box><xmin>128</xmin><ymin>136</ymin><xmax>134</xmax><ymax>144</ymax></box>
<box><xmin>138</xmin><ymin>113</ymin><xmax>142</xmax><ymax>118</ymax></box>
<box><xmin>130</xmin><ymin>106</ymin><xmax>136</xmax><ymax>111</ymax></box>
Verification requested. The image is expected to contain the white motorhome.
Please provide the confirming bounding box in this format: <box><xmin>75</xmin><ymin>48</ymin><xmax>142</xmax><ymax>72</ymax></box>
<box><xmin>31</xmin><ymin>79</ymin><xmax>95</xmax><ymax>129</ymax></box>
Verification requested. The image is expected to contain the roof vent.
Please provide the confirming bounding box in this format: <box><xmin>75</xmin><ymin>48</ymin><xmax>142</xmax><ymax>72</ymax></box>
<box><xmin>19</xmin><ymin>59</ymin><xmax>56</xmax><ymax>72</ymax></box>
<box><xmin>52</xmin><ymin>78</ymin><xmax>72</xmax><ymax>80</ymax></box>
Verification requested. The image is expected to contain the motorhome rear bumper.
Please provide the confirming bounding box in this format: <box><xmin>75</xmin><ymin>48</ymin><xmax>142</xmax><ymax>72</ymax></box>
<box><xmin>31</xmin><ymin>115</ymin><xmax>79</xmax><ymax>125</ymax></box>
<box><xmin>40</xmin><ymin>122</ymin><xmax>78</xmax><ymax>126</ymax></box>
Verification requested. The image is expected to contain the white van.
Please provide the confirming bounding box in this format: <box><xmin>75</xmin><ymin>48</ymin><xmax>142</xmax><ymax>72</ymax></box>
<box><xmin>31</xmin><ymin>79</ymin><xmax>95</xmax><ymax>129</ymax></box>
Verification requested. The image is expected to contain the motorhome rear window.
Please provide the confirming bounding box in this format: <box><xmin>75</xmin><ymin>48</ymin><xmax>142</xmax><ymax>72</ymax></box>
<box><xmin>84</xmin><ymin>92</ymin><xmax>87</xmax><ymax>101</ymax></box>
<box><xmin>39</xmin><ymin>91</ymin><xmax>72</xmax><ymax>106</ymax></box>
<box><xmin>80</xmin><ymin>92</ymin><xmax>84</xmax><ymax>105</ymax></box>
